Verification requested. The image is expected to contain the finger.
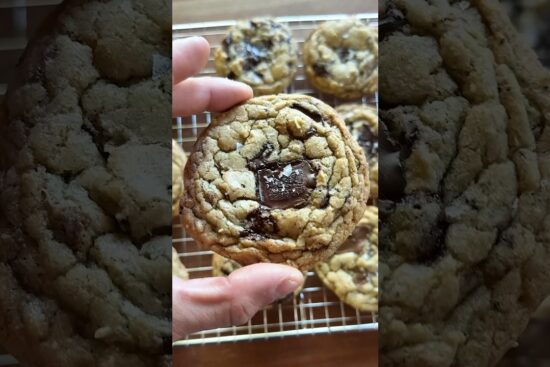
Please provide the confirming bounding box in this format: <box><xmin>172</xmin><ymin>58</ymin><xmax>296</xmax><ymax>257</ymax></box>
<box><xmin>172</xmin><ymin>263</ymin><xmax>303</xmax><ymax>339</ymax></box>
<box><xmin>172</xmin><ymin>77</ymin><xmax>253</xmax><ymax>116</ymax></box>
<box><xmin>172</xmin><ymin>37</ymin><xmax>210</xmax><ymax>85</ymax></box>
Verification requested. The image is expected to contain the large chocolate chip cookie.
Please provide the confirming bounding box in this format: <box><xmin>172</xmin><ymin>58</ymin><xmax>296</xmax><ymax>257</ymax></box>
<box><xmin>182</xmin><ymin>94</ymin><xmax>368</xmax><ymax>271</ymax></box>
<box><xmin>0</xmin><ymin>0</ymin><xmax>171</xmax><ymax>365</ymax></box>
<box><xmin>379</xmin><ymin>0</ymin><xmax>550</xmax><ymax>366</ymax></box>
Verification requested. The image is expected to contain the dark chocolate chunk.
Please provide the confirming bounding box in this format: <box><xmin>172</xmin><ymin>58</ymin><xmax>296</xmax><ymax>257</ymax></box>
<box><xmin>304</xmin><ymin>127</ymin><xmax>317</xmax><ymax>138</ymax></box>
<box><xmin>227</xmin><ymin>71</ymin><xmax>237</xmax><ymax>80</ymax></box>
<box><xmin>379</xmin><ymin>5</ymin><xmax>406</xmax><ymax>40</ymax></box>
<box><xmin>313</xmin><ymin>63</ymin><xmax>329</xmax><ymax>77</ymax></box>
<box><xmin>417</xmin><ymin>213</ymin><xmax>447</xmax><ymax>264</ymax></box>
<box><xmin>247</xmin><ymin>143</ymin><xmax>275</xmax><ymax>171</ymax></box>
<box><xmin>379</xmin><ymin>120</ymin><xmax>406</xmax><ymax>200</ymax></box>
<box><xmin>244</xmin><ymin>208</ymin><xmax>278</xmax><ymax>234</ymax></box>
<box><xmin>379</xmin><ymin>151</ymin><xmax>405</xmax><ymax>201</ymax></box>
<box><xmin>222</xmin><ymin>35</ymin><xmax>232</xmax><ymax>51</ymax></box>
<box><xmin>320</xmin><ymin>193</ymin><xmax>330</xmax><ymax>208</ymax></box>
<box><xmin>263</xmin><ymin>39</ymin><xmax>273</xmax><ymax>50</ymax></box>
<box><xmin>338</xmin><ymin>47</ymin><xmax>350</xmax><ymax>61</ymax></box>
<box><xmin>353</xmin><ymin>272</ymin><xmax>369</xmax><ymax>285</ymax></box>
<box><xmin>291</xmin><ymin>103</ymin><xmax>323</xmax><ymax>122</ymax></box>
<box><xmin>258</xmin><ymin>160</ymin><xmax>317</xmax><ymax>209</ymax></box>
<box><xmin>242</xmin><ymin>43</ymin><xmax>267</xmax><ymax>70</ymax></box>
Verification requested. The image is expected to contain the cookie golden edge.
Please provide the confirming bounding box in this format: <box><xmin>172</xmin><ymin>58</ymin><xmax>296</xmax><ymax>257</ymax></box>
<box><xmin>181</xmin><ymin>94</ymin><xmax>369</xmax><ymax>271</ymax></box>
<box><xmin>172</xmin><ymin>139</ymin><xmax>187</xmax><ymax>217</ymax></box>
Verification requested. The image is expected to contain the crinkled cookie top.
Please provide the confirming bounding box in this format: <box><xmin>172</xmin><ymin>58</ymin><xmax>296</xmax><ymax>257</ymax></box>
<box><xmin>182</xmin><ymin>94</ymin><xmax>368</xmax><ymax>271</ymax></box>
<box><xmin>379</xmin><ymin>1</ymin><xmax>550</xmax><ymax>366</ymax></box>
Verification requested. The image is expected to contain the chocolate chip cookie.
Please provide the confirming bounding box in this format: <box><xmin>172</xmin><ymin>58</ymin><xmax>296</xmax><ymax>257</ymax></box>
<box><xmin>214</xmin><ymin>18</ymin><xmax>298</xmax><ymax>95</ymax></box>
<box><xmin>315</xmin><ymin>205</ymin><xmax>378</xmax><ymax>312</ymax></box>
<box><xmin>0</xmin><ymin>0</ymin><xmax>171</xmax><ymax>365</ymax></box>
<box><xmin>379</xmin><ymin>1</ymin><xmax>550</xmax><ymax>366</ymax></box>
<box><xmin>182</xmin><ymin>94</ymin><xmax>369</xmax><ymax>271</ymax></box>
<box><xmin>211</xmin><ymin>253</ymin><xmax>241</xmax><ymax>277</ymax></box>
<box><xmin>172</xmin><ymin>247</ymin><xmax>189</xmax><ymax>280</ymax></box>
<box><xmin>303</xmin><ymin>18</ymin><xmax>378</xmax><ymax>99</ymax></box>
<box><xmin>172</xmin><ymin>140</ymin><xmax>187</xmax><ymax>217</ymax></box>
<box><xmin>337</xmin><ymin>104</ymin><xmax>378</xmax><ymax>202</ymax></box>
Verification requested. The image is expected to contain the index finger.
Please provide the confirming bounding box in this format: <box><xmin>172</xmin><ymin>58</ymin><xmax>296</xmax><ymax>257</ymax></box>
<box><xmin>172</xmin><ymin>37</ymin><xmax>210</xmax><ymax>84</ymax></box>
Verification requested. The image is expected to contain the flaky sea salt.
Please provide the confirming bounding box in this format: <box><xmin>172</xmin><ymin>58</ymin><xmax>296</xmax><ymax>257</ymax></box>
<box><xmin>281</xmin><ymin>164</ymin><xmax>293</xmax><ymax>177</ymax></box>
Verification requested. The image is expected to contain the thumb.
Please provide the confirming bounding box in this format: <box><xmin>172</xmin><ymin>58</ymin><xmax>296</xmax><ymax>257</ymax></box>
<box><xmin>172</xmin><ymin>263</ymin><xmax>304</xmax><ymax>339</ymax></box>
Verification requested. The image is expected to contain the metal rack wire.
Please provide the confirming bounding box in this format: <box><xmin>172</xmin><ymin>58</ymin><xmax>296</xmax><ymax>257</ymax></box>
<box><xmin>173</xmin><ymin>13</ymin><xmax>378</xmax><ymax>346</ymax></box>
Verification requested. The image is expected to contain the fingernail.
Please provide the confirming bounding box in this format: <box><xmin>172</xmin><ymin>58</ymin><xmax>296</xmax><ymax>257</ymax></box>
<box><xmin>275</xmin><ymin>279</ymin><xmax>300</xmax><ymax>299</ymax></box>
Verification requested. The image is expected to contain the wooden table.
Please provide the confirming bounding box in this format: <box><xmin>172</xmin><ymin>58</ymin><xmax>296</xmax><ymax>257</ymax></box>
<box><xmin>174</xmin><ymin>331</ymin><xmax>378</xmax><ymax>367</ymax></box>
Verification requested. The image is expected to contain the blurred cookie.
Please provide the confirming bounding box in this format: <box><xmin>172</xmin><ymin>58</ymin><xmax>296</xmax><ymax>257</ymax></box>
<box><xmin>172</xmin><ymin>247</ymin><xmax>189</xmax><ymax>280</ymax></box>
<box><xmin>172</xmin><ymin>140</ymin><xmax>187</xmax><ymax>217</ymax></box>
<box><xmin>304</xmin><ymin>18</ymin><xmax>377</xmax><ymax>99</ymax></box>
<box><xmin>215</xmin><ymin>18</ymin><xmax>298</xmax><ymax>95</ymax></box>
<box><xmin>379</xmin><ymin>1</ymin><xmax>550</xmax><ymax>366</ymax></box>
<box><xmin>182</xmin><ymin>94</ymin><xmax>368</xmax><ymax>271</ymax></box>
<box><xmin>337</xmin><ymin>104</ymin><xmax>378</xmax><ymax>202</ymax></box>
<box><xmin>0</xmin><ymin>0</ymin><xmax>172</xmax><ymax>365</ymax></box>
<box><xmin>315</xmin><ymin>205</ymin><xmax>378</xmax><ymax>312</ymax></box>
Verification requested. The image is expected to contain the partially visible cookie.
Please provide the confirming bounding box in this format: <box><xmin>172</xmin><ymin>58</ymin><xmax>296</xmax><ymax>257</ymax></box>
<box><xmin>337</xmin><ymin>104</ymin><xmax>378</xmax><ymax>202</ymax></box>
<box><xmin>182</xmin><ymin>94</ymin><xmax>368</xmax><ymax>271</ymax></box>
<box><xmin>172</xmin><ymin>247</ymin><xmax>188</xmax><ymax>280</ymax></box>
<box><xmin>304</xmin><ymin>18</ymin><xmax>377</xmax><ymax>99</ymax></box>
<box><xmin>172</xmin><ymin>140</ymin><xmax>187</xmax><ymax>217</ymax></box>
<box><xmin>315</xmin><ymin>205</ymin><xmax>378</xmax><ymax>312</ymax></box>
<box><xmin>214</xmin><ymin>18</ymin><xmax>298</xmax><ymax>95</ymax></box>
<box><xmin>211</xmin><ymin>253</ymin><xmax>241</xmax><ymax>277</ymax></box>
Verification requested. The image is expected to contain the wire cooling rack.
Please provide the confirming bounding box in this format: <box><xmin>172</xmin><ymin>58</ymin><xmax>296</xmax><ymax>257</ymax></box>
<box><xmin>173</xmin><ymin>13</ymin><xmax>378</xmax><ymax>346</ymax></box>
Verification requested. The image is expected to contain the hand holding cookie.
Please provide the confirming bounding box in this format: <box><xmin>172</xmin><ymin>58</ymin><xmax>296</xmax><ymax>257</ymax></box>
<box><xmin>172</xmin><ymin>37</ymin><xmax>304</xmax><ymax>339</ymax></box>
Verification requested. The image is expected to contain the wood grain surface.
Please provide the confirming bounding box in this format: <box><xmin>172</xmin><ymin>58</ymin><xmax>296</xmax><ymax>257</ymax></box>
<box><xmin>173</xmin><ymin>0</ymin><xmax>375</xmax><ymax>24</ymax></box>
<box><xmin>174</xmin><ymin>331</ymin><xmax>378</xmax><ymax>367</ymax></box>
